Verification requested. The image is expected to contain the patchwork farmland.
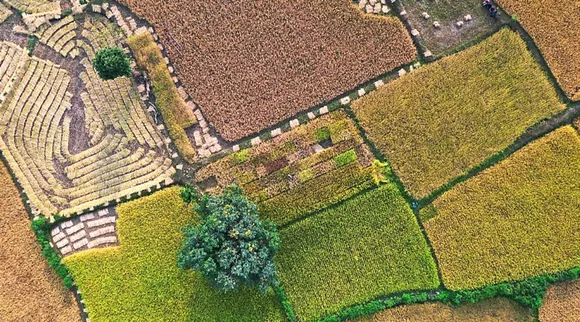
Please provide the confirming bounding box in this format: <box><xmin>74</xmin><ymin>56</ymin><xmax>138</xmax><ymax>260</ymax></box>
<box><xmin>0</xmin><ymin>0</ymin><xmax>578</xmax><ymax>321</ymax></box>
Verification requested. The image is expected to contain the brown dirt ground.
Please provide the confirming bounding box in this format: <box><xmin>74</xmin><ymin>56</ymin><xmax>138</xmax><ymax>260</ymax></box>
<box><xmin>357</xmin><ymin>298</ymin><xmax>534</xmax><ymax>322</ymax></box>
<box><xmin>539</xmin><ymin>280</ymin><xmax>580</xmax><ymax>322</ymax></box>
<box><xmin>0</xmin><ymin>162</ymin><xmax>81</xmax><ymax>322</ymax></box>
<box><xmin>118</xmin><ymin>0</ymin><xmax>416</xmax><ymax>142</ymax></box>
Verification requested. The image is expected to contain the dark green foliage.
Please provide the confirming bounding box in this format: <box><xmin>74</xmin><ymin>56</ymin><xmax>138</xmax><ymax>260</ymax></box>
<box><xmin>92</xmin><ymin>47</ymin><xmax>132</xmax><ymax>80</ymax></box>
<box><xmin>26</xmin><ymin>36</ymin><xmax>37</xmax><ymax>56</ymax></box>
<box><xmin>317</xmin><ymin>267</ymin><xmax>580</xmax><ymax>322</ymax></box>
<box><xmin>333</xmin><ymin>149</ymin><xmax>357</xmax><ymax>167</ymax></box>
<box><xmin>274</xmin><ymin>283</ymin><xmax>297</xmax><ymax>322</ymax></box>
<box><xmin>30</xmin><ymin>217</ymin><xmax>73</xmax><ymax>289</ymax></box>
<box><xmin>178</xmin><ymin>185</ymin><xmax>280</xmax><ymax>292</ymax></box>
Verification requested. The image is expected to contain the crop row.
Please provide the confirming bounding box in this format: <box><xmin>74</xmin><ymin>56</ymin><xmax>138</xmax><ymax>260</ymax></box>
<box><xmin>119</xmin><ymin>0</ymin><xmax>416</xmax><ymax>141</ymax></box>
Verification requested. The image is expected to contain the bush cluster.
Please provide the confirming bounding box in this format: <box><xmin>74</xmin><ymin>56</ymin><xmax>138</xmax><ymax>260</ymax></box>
<box><xmin>31</xmin><ymin>217</ymin><xmax>73</xmax><ymax>288</ymax></box>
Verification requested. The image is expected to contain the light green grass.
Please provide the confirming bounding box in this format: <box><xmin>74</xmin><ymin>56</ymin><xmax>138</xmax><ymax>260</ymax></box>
<box><xmin>276</xmin><ymin>184</ymin><xmax>439</xmax><ymax>321</ymax></box>
<box><xmin>63</xmin><ymin>187</ymin><xmax>284</xmax><ymax>321</ymax></box>
<box><xmin>424</xmin><ymin>126</ymin><xmax>580</xmax><ymax>290</ymax></box>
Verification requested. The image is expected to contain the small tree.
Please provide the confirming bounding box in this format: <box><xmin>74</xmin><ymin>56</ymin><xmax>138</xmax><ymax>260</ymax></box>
<box><xmin>93</xmin><ymin>47</ymin><xmax>132</xmax><ymax>80</ymax></box>
<box><xmin>178</xmin><ymin>185</ymin><xmax>280</xmax><ymax>292</ymax></box>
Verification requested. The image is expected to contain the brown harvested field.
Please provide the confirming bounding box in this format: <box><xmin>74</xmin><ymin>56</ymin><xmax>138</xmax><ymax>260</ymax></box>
<box><xmin>539</xmin><ymin>280</ymin><xmax>580</xmax><ymax>322</ymax></box>
<box><xmin>496</xmin><ymin>0</ymin><xmax>580</xmax><ymax>100</ymax></box>
<box><xmin>0</xmin><ymin>162</ymin><xmax>80</xmax><ymax>322</ymax></box>
<box><xmin>119</xmin><ymin>0</ymin><xmax>417</xmax><ymax>141</ymax></box>
<box><xmin>357</xmin><ymin>298</ymin><xmax>534</xmax><ymax>322</ymax></box>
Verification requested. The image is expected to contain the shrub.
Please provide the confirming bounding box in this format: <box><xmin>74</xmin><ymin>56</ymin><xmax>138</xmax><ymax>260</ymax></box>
<box><xmin>93</xmin><ymin>46</ymin><xmax>132</xmax><ymax>80</ymax></box>
<box><xmin>423</xmin><ymin>126</ymin><xmax>580</xmax><ymax>290</ymax></box>
<box><xmin>63</xmin><ymin>187</ymin><xmax>284</xmax><ymax>321</ymax></box>
<box><xmin>276</xmin><ymin>184</ymin><xmax>439</xmax><ymax>321</ymax></box>
<box><xmin>178</xmin><ymin>185</ymin><xmax>280</xmax><ymax>292</ymax></box>
<box><xmin>351</xmin><ymin>28</ymin><xmax>564</xmax><ymax>199</ymax></box>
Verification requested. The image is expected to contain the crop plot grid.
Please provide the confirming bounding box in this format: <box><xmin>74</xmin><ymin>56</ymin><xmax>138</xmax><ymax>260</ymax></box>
<box><xmin>1</xmin><ymin>0</ymin><xmax>579</xmax><ymax>321</ymax></box>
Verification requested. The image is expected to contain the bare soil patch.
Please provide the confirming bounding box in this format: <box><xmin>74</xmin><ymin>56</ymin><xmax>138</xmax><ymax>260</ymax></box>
<box><xmin>0</xmin><ymin>162</ymin><xmax>81</xmax><ymax>322</ymax></box>
<box><xmin>118</xmin><ymin>0</ymin><xmax>416</xmax><ymax>141</ymax></box>
<box><xmin>539</xmin><ymin>280</ymin><xmax>580</xmax><ymax>322</ymax></box>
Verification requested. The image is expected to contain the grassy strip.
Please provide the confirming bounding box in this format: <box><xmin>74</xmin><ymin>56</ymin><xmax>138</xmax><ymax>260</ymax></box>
<box><xmin>318</xmin><ymin>267</ymin><xmax>580</xmax><ymax>322</ymax></box>
<box><xmin>30</xmin><ymin>217</ymin><xmax>73</xmax><ymax>288</ymax></box>
<box><xmin>126</xmin><ymin>31</ymin><xmax>197</xmax><ymax>162</ymax></box>
<box><xmin>274</xmin><ymin>283</ymin><xmax>297</xmax><ymax>322</ymax></box>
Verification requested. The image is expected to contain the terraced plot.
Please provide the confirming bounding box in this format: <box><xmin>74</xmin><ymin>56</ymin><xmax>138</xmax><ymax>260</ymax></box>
<box><xmin>276</xmin><ymin>184</ymin><xmax>439</xmax><ymax>321</ymax></box>
<box><xmin>0</xmin><ymin>16</ymin><xmax>174</xmax><ymax>217</ymax></box>
<box><xmin>63</xmin><ymin>187</ymin><xmax>284</xmax><ymax>322</ymax></box>
<box><xmin>195</xmin><ymin>111</ymin><xmax>378</xmax><ymax>225</ymax></box>
<box><xmin>352</xmin><ymin>28</ymin><xmax>564</xmax><ymax>199</ymax></box>
<box><xmin>423</xmin><ymin>126</ymin><xmax>580</xmax><ymax>290</ymax></box>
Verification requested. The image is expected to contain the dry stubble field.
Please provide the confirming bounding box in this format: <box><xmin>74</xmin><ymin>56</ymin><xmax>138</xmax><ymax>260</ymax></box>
<box><xmin>0</xmin><ymin>162</ymin><xmax>80</xmax><ymax>322</ymax></box>
<box><xmin>119</xmin><ymin>0</ymin><xmax>416</xmax><ymax>141</ymax></box>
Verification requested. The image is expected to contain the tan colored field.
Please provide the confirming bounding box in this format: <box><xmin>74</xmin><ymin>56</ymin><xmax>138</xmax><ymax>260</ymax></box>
<box><xmin>0</xmin><ymin>162</ymin><xmax>80</xmax><ymax>322</ymax></box>
<box><xmin>119</xmin><ymin>0</ymin><xmax>416</xmax><ymax>141</ymax></box>
<box><xmin>358</xmin><ymin>298</ymin><xmax>534</xmax><ymax>322</ymax></box>
<box><xmin>539</xmin><ymin>280</ymin><xmax>580</xmax><ymax>322</ymax></box>
<box><xmin>497</xmin><ymin>0</ymin><xmax>580</xmax><ymax>100</ymax></box>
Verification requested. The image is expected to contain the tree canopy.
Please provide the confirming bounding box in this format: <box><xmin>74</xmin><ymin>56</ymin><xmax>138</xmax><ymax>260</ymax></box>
<box><xmin>178</xmin><ymin>185</ymin><xmax>280</xmax><ymax>292</ymax></box>
<box><xmin>93</xmin><ymin>46</ymin><xmax>132</xmax><ymax>80</ymax></box>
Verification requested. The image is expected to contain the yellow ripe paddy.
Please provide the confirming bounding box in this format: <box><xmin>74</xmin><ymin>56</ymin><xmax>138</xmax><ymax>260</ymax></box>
<box><xmin>351</xmin><ymin>28</ymin><xmax>564</xmax><ymax>199</ymax></box>
<box><xmin>423</xmin><ymin>126</ymin><xmax>580</xmax><ymax>290</ymax></box>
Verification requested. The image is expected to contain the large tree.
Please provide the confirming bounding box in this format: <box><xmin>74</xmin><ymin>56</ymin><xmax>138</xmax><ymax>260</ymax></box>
<box><xmin>93</xmin><ymin>46</ymin><xmax>132</xmax><ymax>80</ymax></box>
<box><xmin>178</xmin><ymin>185</ymin><xmax>280</xmax><ymax>292</ymax></box>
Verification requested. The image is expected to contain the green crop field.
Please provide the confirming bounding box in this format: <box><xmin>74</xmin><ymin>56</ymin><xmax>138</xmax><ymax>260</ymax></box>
<box><xmin>351</xmin><ymin>28</ymin><xmax>564</xmax><ymax>199</ymax></box>
<box><xmin>276</xmin><ymin>184</ymin><xmax>439</xmax><ymax>321</ymax></box>
<box><xmin>63</xmin><ymin>187</ymin><xmax>284</xmax><ymax>321</ymax></box>
<box><xmin>423</xmin><ymin>126</ymin><xmax>580</xmax><ymax>290</ymax></box>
